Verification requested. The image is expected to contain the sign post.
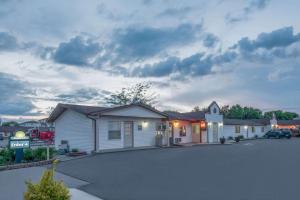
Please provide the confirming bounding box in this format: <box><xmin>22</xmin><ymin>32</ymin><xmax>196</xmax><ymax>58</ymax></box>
<box><xmin>9</xmin><ymin>131</ymin><xmax>30</xmax><ymax>163</ymax></box>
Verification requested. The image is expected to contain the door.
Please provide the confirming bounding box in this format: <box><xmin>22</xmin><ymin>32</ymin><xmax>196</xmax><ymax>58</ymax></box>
<box><xmin>124</xmin><ymin>121</ymin><xmax>133</xmax><ymax>148</ymax></box>
<box><xmin>192</xmin><ymin>124</ymin><xmax>201</xmax><ymax>143</ymax></box>
<box><xmin>212</xmin><ymin>122</ymin><xmax>219</xmax><ymax>142</ymax></box>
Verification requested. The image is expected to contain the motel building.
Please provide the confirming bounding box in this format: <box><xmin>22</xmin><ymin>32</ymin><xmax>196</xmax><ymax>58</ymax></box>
<box><xmin>48</xmin><ymin>101</ymin><xmax>300</xmax><ymax>153</ymax></box>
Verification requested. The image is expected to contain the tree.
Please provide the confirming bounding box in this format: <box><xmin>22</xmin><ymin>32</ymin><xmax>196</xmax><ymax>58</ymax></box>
<box><xmin>2</xmin><ymin>121</ymin><xmax>19</xmax><ymax>127</ymax></box>
<box><xmin>264</xmin><ymin>110</ymin><xmax>299</xmax><ymax>120</ymax></box>
<box><xmin>24</xmin><ymin>160</ymin><xmax>70</xmax><ymax>200</ymax></box>
<box><xmin>105</xmin><ymin>82</ymin><xmax>158</xmax><ymax>106</ymax></box>
<box><xmin>192</xmin><ymin>106</ymin><xmax>200</xmax><ymax>112</ymax></box>
<box><xmin>223</xmin><ymin>104</ymin><xmax>263</xmax><ymax>119</ymax></box>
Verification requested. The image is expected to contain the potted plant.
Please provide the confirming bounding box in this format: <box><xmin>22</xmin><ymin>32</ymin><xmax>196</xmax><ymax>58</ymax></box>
<box><xmin>235</xmin><ymin>136</ymin><xmax>240</xmax><ymax>143</ymax></box>
<box><xmin>220</xmin><ymin>136</ymin><xmax>226</xmax><ymax>144</ymax></box>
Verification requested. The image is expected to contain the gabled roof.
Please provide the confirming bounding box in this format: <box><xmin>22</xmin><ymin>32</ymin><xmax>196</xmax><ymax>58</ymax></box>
<box><xmin>207</xmin><ymin>101</ymin><xmax>221</xmax><ymax>113</ymax></box>
<box><xmin>223</xmin><ymin>118</ymin><xmax>270</xmax><ymax>126</ymax></box>
<box><xmin>48</xmin><ymin>103</ymin><xmax>108</xmax><ymax>122</ymax></box>
<box><xmin>48</xmin><ymin>103</ymin><xmax>168</xmax><ymax>122</ymax></box>
<box><xmin>164</xmin><ymin>111</ymin><xmax>206</xmax><ymax>121</ymax></box>
<box><xmin>89</xmin><ymin>103</ymin><xmax>168</xmax><ymax>118</ymax></box>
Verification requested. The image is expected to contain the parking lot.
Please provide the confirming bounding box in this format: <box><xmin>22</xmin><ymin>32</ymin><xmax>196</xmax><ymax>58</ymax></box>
<box><xmin>56</xmin><ymin>138</ymin><xmax>300</xmax><ymax>200</ymax></box>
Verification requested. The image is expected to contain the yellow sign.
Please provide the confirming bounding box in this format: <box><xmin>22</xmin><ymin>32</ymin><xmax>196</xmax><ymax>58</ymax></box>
<box><xmin>15</xmin><ymin>131</ymin><xmax>26</xmax><ymax>138</ymax></box>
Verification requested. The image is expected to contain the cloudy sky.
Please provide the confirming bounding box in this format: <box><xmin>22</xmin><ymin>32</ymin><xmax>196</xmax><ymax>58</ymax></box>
<box><xmin>0</xmin><ymin>0</ymin><xmax>300</xmax><ymax>120</ymax></box>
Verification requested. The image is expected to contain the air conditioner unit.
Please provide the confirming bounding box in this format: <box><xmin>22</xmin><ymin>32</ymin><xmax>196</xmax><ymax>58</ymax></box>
<box><xmin>175</xmin><ymin>138</ymin><xmax>182</xmax><ymax>144</ymax></box>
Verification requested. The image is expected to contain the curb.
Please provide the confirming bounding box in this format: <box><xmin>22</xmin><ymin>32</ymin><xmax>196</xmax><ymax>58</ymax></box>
<box><xmin>0</xmin><ymin>159</ymin><xmax>55</xmax><ymax>171</ymax></box>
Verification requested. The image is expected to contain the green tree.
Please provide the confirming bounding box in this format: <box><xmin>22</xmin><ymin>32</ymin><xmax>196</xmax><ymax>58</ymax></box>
<box><xmin>24</xmin><ymin>160</ymin><xmax>70</xmax><ymax>200</ymax></box>
<box><xmin>105</xmin><ymin>82</ymin><xmax>158</xmax><ymax>106</ymax></box>
<box><xmin>223</xmin><ymin>104</ymin><xmax>263</xmax><ymax>119</ymax></box>
<box><xmin>264</xmin><ymin>110</ymin><xmax>299</xmax><ymax>120</ymax></box>
<box><xmin>2</xmin><ymin>121</ymin><xmax>19</xmax><ymax>126</ymax></box>
<box><xmin>192</xmin><ymin>106</ymin><xmax>200</xmax><ymax>112</ymax></box>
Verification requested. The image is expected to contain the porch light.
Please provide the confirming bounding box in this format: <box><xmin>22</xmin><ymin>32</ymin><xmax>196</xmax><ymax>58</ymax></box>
<box><xmin>200</xmin><ymin>121</ymin><xmax>206</xmax><ymax>129</ymax></box>
<box><xmin>207</xmin><ymin>122</ymin><xmax>212</xmax><ymax>126</ymax></box>
<box><xmin>142</xmin><ymin>121</ymin><xmax>148</xmax><ymax>128</ymax></box>
<box><xmin>173</xmin><ymin>121</ymin><xmax>179</xmax><ymax>127</ymax></box>
<box><xmin>219</xmin><ymin>122</ymin><xmax>223</xmax><ymax>126</ymax></box>
<box><xmin>244</xmin><ymin>125</ymin><xmax>248</xmax><ymax>129</ymax></box>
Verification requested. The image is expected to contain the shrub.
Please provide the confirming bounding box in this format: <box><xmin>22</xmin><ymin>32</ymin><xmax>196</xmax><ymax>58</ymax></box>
<box><xmin>32</xmin><ymin>148</ymin><xmax>55</xmax><ymax>161</ymax></box>
<box><xmin>24</xmin><ymin>149</ymin><xmax>34</xmax><ymax>161</ymax></box>
<box><xmin>24</xmin><ymin>161</ymin><xmax>70</xmax><ymax>200</ymax></box>
<box><xmin>71</xmin><ymin>148</ymin><xmax>79</xmax><ymax>153</ymax></box>
<box><xmin>0</xmin><ymin>149</ymin><xmax>15</xmax><ymax>164</ymax></box>
<box><xmin>33</xmin><ymin>148</ymin><xmax>47</xmax><ymax>161</ymax></box>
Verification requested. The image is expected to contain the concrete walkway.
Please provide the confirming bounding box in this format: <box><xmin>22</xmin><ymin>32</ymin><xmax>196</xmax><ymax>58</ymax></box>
<box><xmin>0</xmin><ymin>166</ymin><xmax>99</xmax><ymax>200</ymax></box>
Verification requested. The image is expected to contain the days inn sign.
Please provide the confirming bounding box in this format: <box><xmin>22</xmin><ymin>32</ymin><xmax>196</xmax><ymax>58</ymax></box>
<box><xmin>9</xmin><ymin>131</ymin><xmax>30</xmax><ymax>149</ymax></box>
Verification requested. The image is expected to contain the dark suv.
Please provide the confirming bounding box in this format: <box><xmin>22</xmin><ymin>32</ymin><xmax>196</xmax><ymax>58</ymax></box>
<box><xmin>264</xmin><ymin>130</ymin><xmax>291</xmax><ymax>139</ymax></box>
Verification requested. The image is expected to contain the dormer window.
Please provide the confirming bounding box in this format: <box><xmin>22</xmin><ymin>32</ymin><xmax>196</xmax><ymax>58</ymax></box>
<box><xmin>213</xmin><ymin>107</ymin><xmax>217</xmax><ymax>113</ymax></box>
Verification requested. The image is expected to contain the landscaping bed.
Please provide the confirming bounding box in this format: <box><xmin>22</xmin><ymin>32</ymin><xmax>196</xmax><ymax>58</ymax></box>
<box><xmin>0</xmin><ymin>147</ymin><xmax>56</xmax><ymax>170</ymax></box>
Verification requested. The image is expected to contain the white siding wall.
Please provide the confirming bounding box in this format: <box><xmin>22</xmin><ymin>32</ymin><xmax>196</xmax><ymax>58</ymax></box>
<box><xmin>98</xmin><ymin>116</ymin><xmax>162</xmax><ymax>150</ymax></box>
<box><xmin>223</xmin><ymin>125</ymin><xmax>271</xmax><ymax>139</ymax></box>
<box><xmin>172</xmin><ymin>121</ymin><xmax>192</xmax><ymax>144</ymax></box>
<box><xmin>55</xmin><ymin>110</ymin><xmax>94</xmax><ymax>153</ymax></box>
<box><xmin>205</xmin><ymin>110</ymin><xmax>224</xmax><ymax>143</ymax></box>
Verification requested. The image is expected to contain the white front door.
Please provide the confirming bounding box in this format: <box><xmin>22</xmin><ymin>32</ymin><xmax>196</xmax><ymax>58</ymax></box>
<box><xmin>124</xmin><ymin>121</ymin><xmax>133</xmax><ymax>148</ymax></box>
<box><xmin>212</xmin><ymin>122</ymin><xmax>218</xmax><ymax>143</ymax></box>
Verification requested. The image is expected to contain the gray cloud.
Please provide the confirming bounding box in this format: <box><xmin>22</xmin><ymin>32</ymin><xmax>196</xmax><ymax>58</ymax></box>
<box><xmin>110</xmin><ymin>23</ymin><xmax>202</xmax><ymax>62</ymax></box>
<box><xmin>202</xmin><ymin>33</ymin><xmax>219</xmax><ymax>48</ymax></box>
<box><xmin>234</xmin><ymin>27</ymin><xmax>300</xmax><ymax>52</ymax></box>
<box><xmin>53</xmin><ymin>36</ymin><xmax>101</xmax><ymax>66</ymax></box>
<box><xmin>157</xmin><ymin>6</ymin><xmax>192</xmax><ymax>18</ymax></box>
<box><xmin>55</xmin><ymin>88</ymin><xmax>111</xmax><ymax>104</ymax></box>
<box><xmin>0</xmin><ymin>72</ymin><xmax>35</xmax><ymax>115</ymax></box>
<box><xmin>0</xmin><ymin>32</ymin><xmax>18</xmax><ymax>51</ymax></box>
<box><xmin>226</xmin><ymin>0</ymin><xmax>270</xmax><ymax>23</ymax></box>
<box><xmin>129</xmin><ymin>51</ymin><xmax>237</xmax><ymax>78</ymax></box>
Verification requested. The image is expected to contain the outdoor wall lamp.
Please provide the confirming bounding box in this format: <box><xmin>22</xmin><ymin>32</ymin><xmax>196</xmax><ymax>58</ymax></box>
<box><xmin>207</xmin><ymin>122</ymin><xmax>212</xmax><ymax>126</ymax></box>
<box><xmin>219</xmin><ymin>122</ymin><xmax>223</xmax><ymax>127</ymax></box>
<box><xmin>244</xmin><ymin>125</ymin><xmax>248</xmax><ymax>129</ymax></box>
<box><xmin>142</xmin><ymin>121</ymin><xmax>148</xmax><ymax>128</ymax></box>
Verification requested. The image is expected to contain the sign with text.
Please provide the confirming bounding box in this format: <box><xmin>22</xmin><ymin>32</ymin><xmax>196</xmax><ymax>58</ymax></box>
<box><xmin>9</xmin><ymin>131</ymin><xmax>30</xmax><ymax>149</ymax></box>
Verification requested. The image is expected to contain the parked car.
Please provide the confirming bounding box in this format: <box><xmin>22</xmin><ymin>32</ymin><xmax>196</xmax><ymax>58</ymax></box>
<box><xmin>264</xmin><ymin>130</ymin><xmax>291</xmax><ymax>139</ymax></box>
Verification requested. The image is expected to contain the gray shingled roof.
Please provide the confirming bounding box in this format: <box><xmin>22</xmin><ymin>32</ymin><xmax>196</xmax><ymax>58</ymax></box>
<box><xmin>48</xmin><ymin>103</ymin><xmax>108</xmax><ymax>122</ymax></box>
<box><xmin>48</xmin><ymin>103</ymin><xmax>168</xmax><ymax>122</ymax></box>
<box><xmin>223</xmin><ymin>118</ymin><xmax>270</xmax><ymax>126</ymax></box>
<box><xmin>277</xmin><ymin>120</ymin><xmax>300</xmax><ymax>125</ymax></box>
<box><xmin>164</xmin><ymin>111</ymin><xmax>206</xmax><ymax>121</ymax></box>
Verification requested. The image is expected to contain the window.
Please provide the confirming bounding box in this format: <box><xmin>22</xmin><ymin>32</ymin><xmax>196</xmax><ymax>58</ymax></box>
<box><xmin>261</xmin><ymin>127</ymin><xmax>265</xmax><ymax>133</ymax></box>
<box><xmin>235</xmin><ymin>126</ymin><xmax>240</xmax><ymax>134</ymax></box>
<box><xmin>179</xmin><ymin>126</ymin><xmax>186</xmax><ymax>136</ymax></box>
<box><xmin>108</xmin><ymin>121</ymin><xmax>121</xmax><ymax>140</ymax></box>
<box><xmin>137</xmin><ymin>124</ymin><xmax>143</xmax><ymax>131</ymax></box>
<box><xmin>251</xmin><ymin>126</ymin><xmax>255</xmax><ymax>133</ymax></box>
<box><xmin>213</xmin><ymin>107</ymin><xmax>217</xmax><ymax>113</ymax></box>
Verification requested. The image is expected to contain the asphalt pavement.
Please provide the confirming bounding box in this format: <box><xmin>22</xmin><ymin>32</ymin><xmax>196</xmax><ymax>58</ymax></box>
<box><xmin>56</xmin><ymin>138</ymin><xmax>300</xmax><ymax>200</ymax></box>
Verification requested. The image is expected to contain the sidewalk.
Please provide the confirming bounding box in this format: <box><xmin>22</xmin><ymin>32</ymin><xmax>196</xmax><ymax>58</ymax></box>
<box><xmin>0</xmin><ymin>166</ymin><xmax>95</xmax><ymax>200</ymax></box>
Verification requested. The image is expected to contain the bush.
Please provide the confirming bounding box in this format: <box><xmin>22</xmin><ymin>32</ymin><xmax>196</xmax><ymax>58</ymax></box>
<box><xmin>24</xmin><ymin>149</ymin><xmax>34</xmax><ymax>161</ymax></box>
<box><xmin>0</xmin><ymin>149</ymin><xmax>15</xmax><ymax>165</ymax></box>
<box><xmin>71</xmin><ymin>148</ymin><xmax>79</xmax><ymax>153</ymax></box>
<box><xmin>24</xmin><ymin>161</ymin><xmax>70</xmax><ymax>200</ymax></box>
<box><xmin>32</xmin><ymin>148</ymin><xmax>55</xmax><ymax>161</ymax></box>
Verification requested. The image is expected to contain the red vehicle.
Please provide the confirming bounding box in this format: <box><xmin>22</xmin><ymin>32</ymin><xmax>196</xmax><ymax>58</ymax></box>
<box><xmin>27</xmin><ymin>128</ymin><xmax>55</xmax><ymax>141</ymax></box>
